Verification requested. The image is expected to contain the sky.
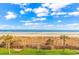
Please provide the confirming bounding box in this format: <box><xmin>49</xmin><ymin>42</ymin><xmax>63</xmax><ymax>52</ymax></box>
<box><xmin>0</xmin><ymin>3</ymin><xmax>79</xmax><ymax>30</ymax></box>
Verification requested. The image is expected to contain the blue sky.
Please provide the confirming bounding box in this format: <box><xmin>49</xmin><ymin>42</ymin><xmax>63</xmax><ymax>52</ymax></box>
<box><xmin>0</xmin><ymin>3</ymin><xmax>79</xmax><ymax>30</ymax></box>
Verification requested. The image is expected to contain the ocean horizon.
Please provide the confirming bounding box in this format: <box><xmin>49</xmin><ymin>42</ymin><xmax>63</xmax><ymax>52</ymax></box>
<box><xmin>0</xmin><ymin>30</ymin><xmax>79</xmax><ymax>32</ymax></box>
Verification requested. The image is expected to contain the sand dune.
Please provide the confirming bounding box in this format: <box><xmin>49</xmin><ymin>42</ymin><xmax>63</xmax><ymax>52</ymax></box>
<box><xmin>0</xmin><ymin>32</ymin><xmax>79</xmax><ymax>49</ymax></box>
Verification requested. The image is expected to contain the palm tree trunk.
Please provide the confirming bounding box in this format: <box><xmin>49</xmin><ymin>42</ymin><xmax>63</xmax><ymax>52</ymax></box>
<box><xmin>5</xmin><ymin>42</ymin><xmax>8</xmax><ymax>48</ymax></box>
<box><xmin>8</xmin><ymin>42</ymin><xmax>10</xmax><ymax>55</ymax></box>
<box><xmin>63</xmin><ymin>36</ymin><xmax>65</xmax><ymax>52</ymax></box>
<box><xmin>6</xmin><ymin>43</ymin><xmax>7</xmax><ymax>48</ymax></box>
<box><xmin>23</xmin><ymin>41</ymin><xmax>26</xmax><ymax>49</ymax></box>
<box><xmin>37</xmin><ymin>43</ymin><xmax>40</xmax><ymax>51</ymax></box>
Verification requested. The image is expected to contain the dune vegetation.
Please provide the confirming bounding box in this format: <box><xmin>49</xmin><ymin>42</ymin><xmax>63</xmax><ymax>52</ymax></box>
<box><xmin>0</xmin><ymin>34</ymin><xmax>79</xmax><ymax>55</ymax></box>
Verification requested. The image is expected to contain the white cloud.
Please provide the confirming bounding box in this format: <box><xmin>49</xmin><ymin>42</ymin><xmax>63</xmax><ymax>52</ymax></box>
<box><xmin>51</xmin><ymin>11</ymin><xmax>79</xmax><ymax>17</ymax></box>
<box><xmin>52</xmin><ymin>23</ymin><xmax>79</xmax><ymax>30</ymax></box>
<box><xmin>24</xmin><ymin>8</ymin><xmax>32</xmax><ymax>12</ymax></box>
<box><xmin>57</xmin><ymin>20</ymin><xmax>62</xmax><ymax>23</ymax></box>
<box><xmin>77</xmin><ymin>7</ymin><xmax>79</xmax><ymax>11</ymax></box>
<box><xmin>42</xmin><ymin>3</ymin><xmax>70</xmax><ymax>11</ymax></box>
<box><xmin>22</xmin><ymin>23</ymin><xmax>79</xmax><ymax>30</ymax></box>
<box><xmin>0</xmin><ymin>25</ymin><xmax>9</xmax><ymax>29</ymax></box>
<box><xmin>21</xmin><ymin>19</ymin><xmax>47</xmax><ymax>27</ymax></box>
<box><xmin>19</xmin><ymin>3</ymin><xmax>28</xmax><ymax>6</ymax></box>
<box><xmin>20</xmin><ymin>20</ymin><xmax>32</xmax><ymax>23</ymax></box>
<box><xmin>37</xmin><ymin>13</ymin><xmax>48</xmax><ymax>17</ymax></box>
<box><xmin>65</xmin><ymin>23</ymin><xmax>79</xmax><ymax>29</ymax></box>
<box><xmin>20</xmin><ymin>8</ymin><xmax>32</xmax><ymax>14</ymax></box>
<box><xmin>33</xmin><ymin>18</ymin><xmax>47</xmax><ymax>21</ymax></box>
<box><xmin>13</xmin><ymin>3</ymin><xmax>29</xmax><ymax>8</ymax></box>
<box><xmin>20</xmin><ymin>17</ymin><xmax>47</xmax><ymax>23</ymax></box>
<box><xmin>68</xmin><ymin>12</ymin><xmax>79</xmax><ymax>16</ymax></box>
<box><xmin>12</xmin><ymin>3</ymin><xmax>28</xmax><ymax>5</ymax></box>
<box><xmin>63</xmin><ymin>23</ymin><xmax>79</xmax><ymax>29</ymax></box>
<box><xmin>33</xmin><ymin>7</ymin><xmax>49</xmax><ymax>17</ymax></box>
<box><xmin>20</xmin><ymin>10</ymin><xmax>25</xmax><ymax>14</ymax></box>
<box><xmin>51</xmin><ymin>12</ymin><xmax>67</xmax><ymax>16</ymax></box>
<box><xmin>1</xmin><ymin>0</ymin><xmax>79</xmax><ymax>3</ymax></box>
<box><xmin>0</xmin><ymin>24</ymin><xmax>19</xmax><ymax>30</ymax></box>
<box><xmin>0</xmin><ymin>22</ymin><xmax>79</xmax><ymax>30</ymax></box>
<box><xmin>5</xmin><ymin>11</ymin><xmax>17</xmax><ymax>20</ymax></box>
<box><xmin>51</xmin><ymin>12</ymin><xmax>56</xmax><ymax>15</ymax></box>
<box><xmin>13</xmin><ymin>3</ymin><xmax>32</xmax><ymax>15</ymax></box>
<box><xmin>33</xmin><ymin>7</ymin><xmax>48</xmax><ymax>13</ymax></box>
<box><xmin>42</xmin><ymin>3</ymin><xmax>50</xmax><ymax>7</ymax></box>
<box><xmin>56</xmin><ymin>12</ymin><xmax>67</xmax><ymax>15</ymax></box>
<box><xmin>24</xmin><ymin>22</ymin><xmax>39</xmax><ymax>26</ymax></box>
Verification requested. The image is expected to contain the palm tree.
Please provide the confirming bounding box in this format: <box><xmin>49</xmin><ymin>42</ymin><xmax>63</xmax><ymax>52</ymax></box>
<box><xmin>60</xmin><ymin>35</ymin><xmax>69</xmax><ymax>52</ymax></box>
<box><xmin>45</xmin><ymin>38</ymin><xmax>54</xmax><ymax>49</ymax></box>
<box><xmin>45</xmin><ymin>39</ymin><xmax>54</xmax><ymax>45</ymax></box>
<box><xmin>2</xmin><ymin>34</ymin><xmax>13</xmax><ymax>55</ymax></box>
<box><xmin>0</xmin><ymin>36</ymin><xmax>5</xmax><ymax>48</ymax></box>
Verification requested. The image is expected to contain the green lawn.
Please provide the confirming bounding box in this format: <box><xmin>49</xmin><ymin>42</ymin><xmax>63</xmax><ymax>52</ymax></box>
<box><xmin>0</xmin><ymin>48</ymin><xmax>79</xmax><ymax>55</ymax></box>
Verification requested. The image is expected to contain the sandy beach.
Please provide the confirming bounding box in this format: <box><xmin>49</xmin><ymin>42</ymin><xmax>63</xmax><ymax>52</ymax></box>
<box><xmin>0</xmin><ymin>32</ymin><xmax>79</xmax><ymax>37</ymax></box>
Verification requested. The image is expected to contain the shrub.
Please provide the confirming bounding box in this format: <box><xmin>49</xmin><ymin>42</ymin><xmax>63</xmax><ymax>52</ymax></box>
<box><xmin>0</xmin><ymin>42</ymin><xmax>6</xmax><ymax>48</ymax></box>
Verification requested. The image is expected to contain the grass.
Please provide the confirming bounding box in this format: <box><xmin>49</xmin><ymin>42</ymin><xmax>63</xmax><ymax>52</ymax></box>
<box><xmin>0</xmin><ymin>48</ymin><xmax>78</xmax><ymax>55</ymax></box>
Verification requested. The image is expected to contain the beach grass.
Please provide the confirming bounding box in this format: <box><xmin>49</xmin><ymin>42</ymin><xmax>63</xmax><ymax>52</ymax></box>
<box><xmin>0</xmin><ymin>48</ymin><xmax>78</xmax><ymax>55</ymax></box>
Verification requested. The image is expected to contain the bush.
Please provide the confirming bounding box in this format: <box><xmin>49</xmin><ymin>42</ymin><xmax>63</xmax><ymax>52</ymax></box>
<box><xmin>0</xmin><ymin>42</ymin><xmax>6</xmax><ymax>48</ymax></box>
